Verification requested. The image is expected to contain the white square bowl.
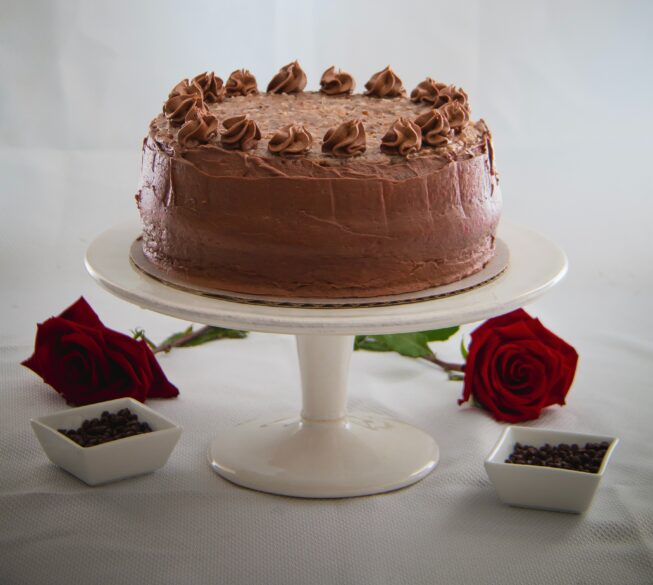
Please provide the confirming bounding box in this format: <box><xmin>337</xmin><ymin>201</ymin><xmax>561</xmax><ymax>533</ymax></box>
<box><xmin>30</xmin><ymin>397</ymin><xmax>182</xmax><ymax>486</ymax></box>
<box><xmin>484</xmin><ymin>426</ymin><xmax>618</xmax><ymax>513</ymax></box>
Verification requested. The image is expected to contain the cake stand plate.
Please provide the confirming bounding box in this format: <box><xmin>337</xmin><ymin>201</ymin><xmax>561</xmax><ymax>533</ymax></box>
<box><xmin>86</xmin><ymin>220</ymin><xmax>567</xmax><ymax>498</ymax></box>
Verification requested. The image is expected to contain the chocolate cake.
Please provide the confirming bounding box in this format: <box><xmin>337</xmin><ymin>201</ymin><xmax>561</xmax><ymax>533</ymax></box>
<box><xmin>136</xmin><ymin>62</ymin><xmax>501</xmax><ymax>298</ymax></box>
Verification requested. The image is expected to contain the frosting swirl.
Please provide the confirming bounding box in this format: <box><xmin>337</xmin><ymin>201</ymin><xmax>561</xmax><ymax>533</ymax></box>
<box><xmin>441</xmin><ymin>101</ymin><xmax>470</xmax><ymax>133</ymax></box>
<box><xmin>192</xmin><ymin>71</ymin><xmax>225</xmax><ymax>103</ymax></box>
<box><xmin>268</xmin><ymin>124</ymin><xmax>313</xmax><ymax>156</ymax></box>
<box><xmin>267</xmin><ymin>61</ymin><xmax>307</xmax><ymax>94</ymax></box>
<box><xmin>364</xmin><ymin>66</ymin><xmax>406</xmax><ymax>98</ymax></box>
<box><xmin>163</xmin><ymin>81</ymin><xmax>203</xmax><ymax>125</ymax></box>
<box><xmin>168</xmin><ymin>79</ymin><xmax>193</xmax><ymax>98</ymax></box>
<box><xmin>177</xmin><ymin>107</ymin><xmax>219</xmax><ymax>147</ymax></box>
<box><xmin>321</xmin><ymin>119</ymin><xmax>366</xmax><ymax>158</ymax></box>
<box><xmin>411</xmin><ymin>79</ymin><xmax>470</xmax><ymax>113</ymax></box>
<box><xmin>440</xmin><ymin>85</ymin><xmax>469</xmax><ymax>109</ymax></box>
<box><xmin>319</xmin><ymin>66</ymin><xmax>355</xmax><ymax>95</ymax></box>
<box><xmin>414</xmin><ymin>109</ymin><xmax>451</xmax><ymax>147</ymax></box>
<box><xmin>410</xmin><ymin>77</ymin><xmax>448</xmax><ymax>106</ymax></box>
<box><xmin>225</xmin><ymin>69</ymin><xmax>259</xmax><ymax>96</ymax></box>
<box><xmin>380</xmin><ymin>117</ymin><xmax>422</xmax><ymax>156</ymax></box>
<box><xmin>220</xmin><ymin>115</ymin><xmax>261</xmax><ymax>150</ymax></box>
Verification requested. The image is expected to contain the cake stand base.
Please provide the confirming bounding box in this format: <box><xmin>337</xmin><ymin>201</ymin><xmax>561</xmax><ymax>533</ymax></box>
<box><xmin>208</xmin><ymin>413</ymin><xmax>438</xmax><ymax>498</ymax></box>
<box><xmin>207</xmin><ymin>334</ymin><xmax>438</xmax><ymax>497</ymax></box>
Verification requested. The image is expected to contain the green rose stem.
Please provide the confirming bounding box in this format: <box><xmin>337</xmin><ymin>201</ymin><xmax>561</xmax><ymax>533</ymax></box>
<box><xmin>135</xmin><ymin>326</ymin><xmax>465</xmax><ymax>377</ymax></box>
<box><xmin>152</xmin><ymin>326</ymin><xmax>214</xmax><ymax>354</ymax></box>
<box><xmin>421</xmin><ymin>353</ymin><xmax>465</xmax><ymax>373</ymax></box>
<box><xmin>132</xmin><ymin>325</ymin><xmax>248</xmax><ymax>354</ymax></box>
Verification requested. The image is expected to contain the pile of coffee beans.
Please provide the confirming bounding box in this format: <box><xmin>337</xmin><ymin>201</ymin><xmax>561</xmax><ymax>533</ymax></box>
<box><xmin>505</xmin><ymin>441</ymin><xmax>610</xmax><ymax>474</ymax></box>
<box><xmin>58</xmin><ymin>408</ymin><xmax>153</xmax><ymax>447</ymax></box>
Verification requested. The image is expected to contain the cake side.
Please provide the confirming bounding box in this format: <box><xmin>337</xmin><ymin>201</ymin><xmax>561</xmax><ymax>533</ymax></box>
<box><xmin>136</xmin><ymin>133</ymin><xmax>500</xmax><ymax>298</ymax></box>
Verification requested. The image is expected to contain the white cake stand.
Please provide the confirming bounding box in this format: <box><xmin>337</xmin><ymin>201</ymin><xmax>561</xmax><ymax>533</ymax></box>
<box><xmin>85</xmin><ymin>221</ymin><xmax>567</xmax><ymax>498</ymax></box>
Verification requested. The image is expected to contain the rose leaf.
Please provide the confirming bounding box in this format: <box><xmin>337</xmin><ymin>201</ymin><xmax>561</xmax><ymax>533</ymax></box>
<box><xmin>355</xmin><ymin>333</ymin><xmax>431</xmax><ymax>358</ymax></box>
<box><xmin>354</xmin><ymin>335</ymin><xmax>392</xmax><ymax>352</ymax></box>
<box><xmin>460</xmin><ymin>335</ymin><xmax>469</xmax><ymax>360</ymax></box>
<box><xmin>422</xmin><ymin>327</ymin><xmax>459</xmax><ymax>342</ymax></box>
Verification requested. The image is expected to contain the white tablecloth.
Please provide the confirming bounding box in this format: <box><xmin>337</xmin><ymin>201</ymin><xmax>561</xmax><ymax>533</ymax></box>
<box><xmin>2</xmin><ymin>308</ymin><xmax>653</xmax><ymax>584</ymax></box>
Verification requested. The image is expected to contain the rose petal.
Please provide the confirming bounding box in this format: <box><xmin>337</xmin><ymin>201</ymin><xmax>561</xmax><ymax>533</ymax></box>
<box><xmin>460</xmin><ymin>329</ymin><xmax>503</xmax><ymax>405</ymax></box>
<box><xmin>142</xmin><ymin>341</ymin><xmax>180</xmax><ymax>398</ymax></box>
<box><xmin>472</xmin><ymin>308</ymin><xmax>530</xmax><ymax>335</ymax></box>
<box><xmin>62</xmin><ymin>351</ymin><xmax>92</xmax><ymax>385</ymax></box>
<box><xmin>60</xmin><ymin>331</ymin><xmax>110</xmax><ymax>375</ymax></box>
<box><xmin>23</xmin><ymin>320</ymin><xmax>107</xmax><ymax>390</ymax></box>
<box><xmin>58</xmin><ymin>297</ymin><xmax>104</xmax><ymax>328</ymax></box>
<box><xmin>103</xmin><ymin>336</ymin><xmax>152</xmax><ymax>403</ymax></box>
<box><xmin>493</xmin><ymin>320</ymin><xmax>537</xmax><ymax>343</ymax></box>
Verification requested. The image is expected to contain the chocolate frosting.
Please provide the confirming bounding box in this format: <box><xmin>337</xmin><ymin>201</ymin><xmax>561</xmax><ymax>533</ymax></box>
<box><xmin>364</xmin><ymin>66</ymin><xmax>406</xmax><ymax>98</ymax></box>
<box><xmin>441</xmin><ymin>101</ymin><xmax>470</xmax><ymax>133</ymax></box>
<box><xmin>152</xmin><ymin>92</ymin><xmax>487</xmax><ymax>171</ymax></box>
<box><xmin>137</xmin><ymin>131</ymin><xmax>500</xmax><ymax>297</ymax></box>
<box><xmin>225</xmin><ymin>69</ymin><xmax>258</xmax><ymax>96</ymax></box>
<box><xmin>320</xmin><ymin>66</ymin><xmax>355</xmax><ymax>95</ymax></box>
<box><xmin>410</xmin><ymin>77</ymin><xmax>448</xmax><ymax>106</ymax></box>
<box><xmin>192</xmin><ymin>72</ymin><xmax>225</xmax><ymax>103</ymax></box>
<box><xmin>220</xmin><ymin>114</ymin><xmax>261</xmax><ymax>150</ymax></box>
<box><xmin>177</xmin><ymin>107</ymin><xmax>219</xmax><ymax>147</ymax></box>
<box><xmin>168</xmin><ymin>79</ymin><xmax>193</xmax><ymax>98</ymax></box>
<box><xmin>267</xmin><ymin>61</ymin><xmax>307</xmax><ymax>94</ymax></box>
<box><xmin>411</xmin><ymin>78</ymin><xmax>470</xmax><ymax>112</ymax></box>
<box><xmin>268</xmin><ymin>124</ymin><xmax>313</xmax><ymax>156</ymax></box>
<box><xmin>138</xmin><ymin>88</ymin><xmax>500</xmax><ymax>298</ymax></box>
<box><xmin>414</xmin><ymin>109</ymin><xmax>451</xmax><ymax>147</ymax></box>
<box><xmin>322</xmin><ymin>119</ymin><xmax>366</xmax><ymax>157</ymax></box>
<box><xmin>163</xmin><ymin>81</ymin><xmax>203</xmax><ymax>126</ymax></box>
<box><xmin>380</xmin><ymin>117</ymin><xmax>422</xmax><ymax>156</ymax></box>
<box><xmin>441</xmin><ymin>85</ymin><xmax>469</xmax><ymax>109</ymax></box>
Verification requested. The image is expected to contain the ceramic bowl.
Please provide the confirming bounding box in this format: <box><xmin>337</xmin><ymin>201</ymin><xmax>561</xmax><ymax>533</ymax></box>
<box><xmin>30</xmin><ymin>397</ymin><xmax>182</xmax><ymax>486</ymax></box>
<box><xmin>484</xmin><ymin>425</ymin><xmax>618</xmax><ymax>513</ymax></box>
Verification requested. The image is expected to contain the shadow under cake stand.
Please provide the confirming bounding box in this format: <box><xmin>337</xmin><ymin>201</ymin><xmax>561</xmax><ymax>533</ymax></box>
<box><xmin>85</xmin><ymin>221</ymin><xmax>567</xmax><ymax>498</ymax></box>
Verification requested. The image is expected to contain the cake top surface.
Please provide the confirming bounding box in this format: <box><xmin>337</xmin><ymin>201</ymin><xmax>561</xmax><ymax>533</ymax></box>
<box><xmin>147</xmin><ymin>63</ymin><xmax>493</xmax><ymax>180</ymax></box>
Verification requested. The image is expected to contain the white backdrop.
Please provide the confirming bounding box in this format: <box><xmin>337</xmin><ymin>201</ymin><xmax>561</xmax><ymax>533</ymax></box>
<box><xmin>1</xmin><ymin>0</ymin><xmax>652</xmax><ymax>345</ymax></box>
<box><xmin>1</xmin><ymin>2</ymin><xmax>652</xmax><ymax>584</ymax></box>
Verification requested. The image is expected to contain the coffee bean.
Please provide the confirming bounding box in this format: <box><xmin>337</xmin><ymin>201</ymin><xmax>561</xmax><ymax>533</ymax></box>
<box><xmin>505</xmin><ymin>440</ymin><xmax>609</xmax><ymax>474</ymax></box>
<box><xmin>57</xmin><ymin>409</ymin><xmax>153</xmax><ymax>447</ymax></box>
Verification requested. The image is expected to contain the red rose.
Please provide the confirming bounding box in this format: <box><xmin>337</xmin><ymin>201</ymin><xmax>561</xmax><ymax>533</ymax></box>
<box><xmin>22</xmin><ymin>297</ymin><xmax>179</xmax><ymax>406</ymax></box>
<box><xmin>458</xmin><ymin>309</ymin><xmax>578</xmax><ymax>423</ymax></box>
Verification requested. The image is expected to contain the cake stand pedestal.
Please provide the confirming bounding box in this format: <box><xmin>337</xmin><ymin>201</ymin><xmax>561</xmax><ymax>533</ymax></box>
<box><xmin>85</xmin><ymin>221</ymin><xmax>567</xmax><ymax>498</ymax></box>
